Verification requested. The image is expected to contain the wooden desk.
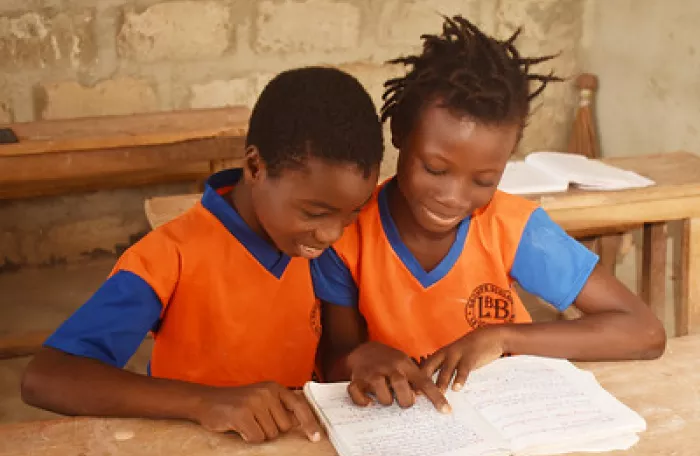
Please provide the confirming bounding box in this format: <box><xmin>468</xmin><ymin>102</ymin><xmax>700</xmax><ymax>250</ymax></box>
<box><xmin>534</xmin><ymin>151</ymin><xmax>700</xmax><ymax>336</ymax></box>
<box><xmin>0</xmin><ymin>107</ymin><xmax>249</xmax><ymax>199</ymax></box>
<box><xmin>144</xmin><ymin>151</ymin><xmax>700</xmax><ymax>336</ymax></box>
<box><xmin>1</xmin><ymin>335</ymin><xmax>698</xmax><ymax>455</ymax></box>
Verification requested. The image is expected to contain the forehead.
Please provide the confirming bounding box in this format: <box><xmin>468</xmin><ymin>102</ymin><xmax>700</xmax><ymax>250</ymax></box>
<box><xmin>271</xmin><ymin>158</ymin><xmax>375</xmax><ymax>205</ymax></box>
<box><xmin>411</xmin><ymin>103</ymin><xmax>520</xmax><ymax>165</ymax></box>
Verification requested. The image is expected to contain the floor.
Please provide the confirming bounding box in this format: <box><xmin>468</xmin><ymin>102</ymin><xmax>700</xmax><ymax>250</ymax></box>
<box><xmin>0</xmin><ymin>251</ymin><xmax>640</xmax><ymax>425</ymax></box>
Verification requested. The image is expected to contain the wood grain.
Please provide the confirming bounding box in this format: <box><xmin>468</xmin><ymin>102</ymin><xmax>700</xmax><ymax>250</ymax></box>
<box><xmin>2</xmin><ymin>335</ymin><xmax>698</xmax><ymax>455</ymax></box>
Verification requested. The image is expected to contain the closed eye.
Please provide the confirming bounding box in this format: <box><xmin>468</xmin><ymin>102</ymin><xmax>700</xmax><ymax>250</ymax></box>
<box><xmin>424</xmin><ymin>163</ymin><xmax>447</xmax><ymax>176</ymax></box>
<box><xmin>301</xmin><ymin>210</ymin><xmax>330</xmax><ymax>219</ymax></box>
<box><xmin>474</xmin><ymin>179</ymin><xmax>497</xmax><ymax>188</ymax></box>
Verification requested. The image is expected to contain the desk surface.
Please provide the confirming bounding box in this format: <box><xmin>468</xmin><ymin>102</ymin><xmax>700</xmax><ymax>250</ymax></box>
<box><xmin>0</xmin><ymin>107</ymin><xmax>250</xmax><ymax>199</ymax></box>
<box><xmin>0</xmin><ymin>107</ymin><xmax>249</xmax><ymax>157</ymax></box>
<box><xmin>1</xmin><ymin>335</ymin><xmax>698</xmax><ymax>456</ymax></box>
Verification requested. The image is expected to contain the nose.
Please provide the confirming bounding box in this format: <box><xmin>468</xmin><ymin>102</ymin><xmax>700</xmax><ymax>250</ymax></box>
<box><xmin>314</xmin><ymin>220</ymin><xmax>345</xmax><ymax>246</ymax></box>
<box><xmin>433</xmin><ymin>178</ymin><xmax>471</xmax><ymax>211</ymax></box>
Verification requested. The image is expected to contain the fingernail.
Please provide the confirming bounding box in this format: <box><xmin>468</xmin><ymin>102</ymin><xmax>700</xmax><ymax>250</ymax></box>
<box><xmin>440</xmin><ymin>404</ymin><xmax>452</xmax><ymax>414</ymax></box>
<box><xmin>310</xmin><ymin>432</ymin><xmax>321</xmax><ymax>443</ymax></box>
<box><xmin>453</xmin><ymin>382</ymin><xmax>463</xmax><ymax>392</ymax></box>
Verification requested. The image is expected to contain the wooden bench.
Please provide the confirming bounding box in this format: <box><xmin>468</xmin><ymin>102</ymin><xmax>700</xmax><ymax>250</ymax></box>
<box><xmin>0</xmin><ymin>107</ymin><xmax>249</xmax><ymax>199</ymax></box>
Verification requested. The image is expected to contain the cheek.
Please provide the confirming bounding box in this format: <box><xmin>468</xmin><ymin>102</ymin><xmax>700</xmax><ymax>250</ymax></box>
<box><xmin>253</xmin><ymin>192</ymin><xmax>304</xmax><ymax>238</ymax></box>
<box><xmin>399</xmin><ymin>161</ymin><xmax>436</xmax><ymax>200</ymax></box>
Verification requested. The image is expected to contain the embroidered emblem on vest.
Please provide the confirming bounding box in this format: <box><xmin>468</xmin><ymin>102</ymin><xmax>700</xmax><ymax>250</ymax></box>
<box><xmin>465</xmin><ymin>283</ymin><xmax>516</xmax><ymax>328</ymax></box>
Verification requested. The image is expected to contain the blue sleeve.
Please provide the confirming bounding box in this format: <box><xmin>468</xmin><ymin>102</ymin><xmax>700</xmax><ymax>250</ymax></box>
<box><xmin>310</xmin><ymin>247</ymin><xmax>359</xmax><ymax>307</ymax></box>
<box><xmin>44</xmin><ymin>270</ymin><xmax>163</xmax><ymax>368</ymax></box>
<box><xmin>511</xmin><ymin>208</ymin><xmax>599</xmax><ymax>311</ymax></box>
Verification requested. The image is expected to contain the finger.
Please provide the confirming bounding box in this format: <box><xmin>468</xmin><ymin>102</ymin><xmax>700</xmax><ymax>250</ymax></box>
<box><xmin>269</xmin><ymin>399</ymin><xmax>295</xmax><ymax>433</ymax></box>
<box><xmin>280</xmin><ymin>390</ymin><xmax>322</xmax><ymax>443</ymax></box>
<box><xmin>452</xmin><ymin>359</ymin><xmax>475</xmax><ymax>392</ymax></box>
<box><xmin>234</xmin><ymin>410</ymin><xmax>265</xmax><ymax>444</ymax></box>
<box><xmin>254</xmin><ymin>407</ymin><xmax>280</xmax><ymax>441</ymax></box>
<box><xmin>389</xmin><ymin>371</ymin><xmax>415</xmax><ymax>408</ymax></box>
<box><xmin>421</xmin><ymin>351</ymin><xmax>446</xmax><ymax>379</ymax></box>
<box><xmin>368</xmin><ymin>375</ymin><xmax>394</xmax><ymax>406</ymax></box>
<box><xmin>411</xmin><ymin>377</ymin><xmax>452</xmax><ymax>414</ymax></box>
<box><xmin>436</xmin><ymin>354</ymin><xmax>460</xmax><ymax>392</ymax></box>
<box><xmin>347</xmin><ymin>380</ymin><xmax>373</xmax><ymax>407</ymax></box>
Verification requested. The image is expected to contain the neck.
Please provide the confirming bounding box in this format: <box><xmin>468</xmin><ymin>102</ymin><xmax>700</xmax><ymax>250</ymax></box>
<box><xmin>227</xmin><ymin>180</ymin><xmax>273</xmax><ymax>245</ymax></box>
<box><xmin>387</xmin><ymin>180</ymin><xmax>456</xmax><ymax>244</ymax></box>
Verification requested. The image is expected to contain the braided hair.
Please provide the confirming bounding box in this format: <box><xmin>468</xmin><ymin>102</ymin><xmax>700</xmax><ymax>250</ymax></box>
<box><xmin>381</xmin><ymin>15</ymin><xmax>562</xmax><ymax>138</ymax></box>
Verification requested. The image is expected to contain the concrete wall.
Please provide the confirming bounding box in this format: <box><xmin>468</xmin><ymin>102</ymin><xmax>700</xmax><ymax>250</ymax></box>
<box><xmin>0</xmin><ymin>0</ymin><xmax>583</xmax><ymax>268</ymax></box>
<box><xmin>581</xmin><ymin>0</ymin><xmax>700</xmax><ymax>158</ymax></box>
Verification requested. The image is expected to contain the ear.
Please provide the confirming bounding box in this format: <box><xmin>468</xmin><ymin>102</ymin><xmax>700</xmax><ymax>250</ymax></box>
<box><xmin>242</xmin><ymin>146</ymin><xmax>267</xmax><ymax>183</ymax></box>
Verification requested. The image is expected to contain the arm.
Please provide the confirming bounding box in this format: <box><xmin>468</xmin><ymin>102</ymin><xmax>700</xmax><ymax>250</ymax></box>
<box><xmin>23</xmin><ymin>346</ymin><xmax>205</xmax><ymax>421</ymax></box>
<box><xmin>499</xmin><ymin>264</ymin><xmax>666</xmax><ymax>361</ymax></box>
<box><xmin>423</xmin><ymin>209</ymin><xmax>666</xmax><ymax>390</ymax></box>
<box><xmin>21</xmin><ymin>270</ymin><xmax>186</xmax><ymax>419</ymax></box>
<box><xmin>23</xmin><ymin>269</ymin><xmax>227</xmax><ymax>425</ymax></box>
<box><xmin>312</xmin><ymin>250</ymin><xmax>449</xmax><ymax>411</ymax></box>
<box><xmin>501</xmin><ymin>208</ymin><xmax>665</xmax><ymax>360</ymax></box>
<box><xmin>319</xmin><ymin>300</ymin><xmax>367</xmax><ymax>382</ymax></box>
<box><xmin>24</xmin><ymin>260</ymin><xmax>320</xmax><ymax>442</ymax></box>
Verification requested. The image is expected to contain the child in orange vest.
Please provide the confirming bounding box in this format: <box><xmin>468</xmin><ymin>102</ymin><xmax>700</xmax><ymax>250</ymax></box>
<box><xmin>22</xmin><ymin>67</ymin><xmax>384</xmax><ymax>443</ymax></box>
<box><xmin>313</xmin><ymin>16</ymin><xmax>665</xmax><ymax>411</ymax></box>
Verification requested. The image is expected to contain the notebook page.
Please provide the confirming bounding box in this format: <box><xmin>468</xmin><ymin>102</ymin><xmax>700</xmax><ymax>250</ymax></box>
<box><xmin>525</xmin><ymin>152</ymin><xmax>655</xmax><ymax>190</ymax></box>
<box><xmin>462</xmin><ymin>356</ymin><xmax>645</xmax><ymax>455</ymax></box>
<box><xmin>304</xmin><ymin>382</ymin><xmax>511</xmax><ymax>456</ymax></box>
<box><xmin>521</xmin><ymin>433</ymin><xmax>639</xmax><ymax>456</ymax></box>
<box><xmin>498</xmin><ymin>161</ymin><xmax>570</xmax><ymax>195</ymax></box>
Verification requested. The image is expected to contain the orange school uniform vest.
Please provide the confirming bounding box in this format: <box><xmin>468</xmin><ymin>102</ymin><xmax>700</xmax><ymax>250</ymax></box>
<box><xmin>333</xmin><ymin>184</ymin><xmax>536</xmax><ymax>360</ymax></box>
<box><xmin>112</xmin><ymin>185</ymin><xmax>321</xmax><ymax>388</ymax></box>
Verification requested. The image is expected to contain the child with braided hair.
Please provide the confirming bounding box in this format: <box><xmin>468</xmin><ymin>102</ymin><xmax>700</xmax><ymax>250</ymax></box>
<box><xmin>312</xmin><ymin>15</ymin><xmax>665</xmax><ymax>412</ymax></box>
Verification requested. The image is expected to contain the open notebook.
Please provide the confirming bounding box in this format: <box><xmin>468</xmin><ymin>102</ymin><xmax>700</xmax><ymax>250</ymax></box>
<box><xmin>304</xmin><ymin>356</ymin><xmax>645</xmax><ymax>456</ymax></box>
<box><xmin>498</xmin><ymin>151</ymin><xmax>655</xmax><ymax>195</ymax></box>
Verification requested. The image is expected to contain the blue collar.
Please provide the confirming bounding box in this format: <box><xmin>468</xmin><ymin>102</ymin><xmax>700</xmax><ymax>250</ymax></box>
<box><xmin>200</xmin><ymin>169</ymin><xmax>291</xmax><ymax>279</ymax></box>
<box><xmin>378</xmin><ymin>178</ymin><xmax>470</xmax><ymax>288</ymax></box>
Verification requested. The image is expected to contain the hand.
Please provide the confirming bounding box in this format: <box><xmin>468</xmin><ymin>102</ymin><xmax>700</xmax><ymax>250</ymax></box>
<box><xmin>422</xmin><ymin>326</ymin><xmax>506</xmax><ymax>393</ymax></box>
<box><xmin>345</xmin><ymin>341</ymin><xmax>450</xmax><ymax>413</ymax></box>
<box><xmin>192</xmin><ymin>381</ymin><xmax>321</xmax><ymax>444</ymax></box>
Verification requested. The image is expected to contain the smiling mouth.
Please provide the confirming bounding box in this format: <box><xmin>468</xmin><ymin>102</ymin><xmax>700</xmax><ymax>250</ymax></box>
<box><xmin>421</xmin><ymin>206</ymin><xmax>465</xmax><ymax>226</ymax></box>
<box><xmin>298</xmin><ymin>244</ymin><xmax>325</xmax><ymax>259</ymax></box>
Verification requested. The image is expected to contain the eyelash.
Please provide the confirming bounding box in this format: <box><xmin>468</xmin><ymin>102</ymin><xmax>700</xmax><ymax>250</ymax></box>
<box><xmin>302</xmin><ymin>210</ymin><xmax>328</xmax><ymax>219</ymax></box>
<box><xmin>423</xmin><ymin>163</ymin><xmax>447</xmax><ymax>176</ymax></box>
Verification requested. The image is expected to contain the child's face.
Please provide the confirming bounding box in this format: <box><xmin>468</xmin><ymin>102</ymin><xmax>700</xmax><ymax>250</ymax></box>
<box><xmin>394</xmin><ymin>101</ymin><xmax>520</xmax><ymax>235</ymax></box>
<box><xmin>251</xmin><ymin>157</ymin><xmax>378</xmax><ymax>259</ymax></box>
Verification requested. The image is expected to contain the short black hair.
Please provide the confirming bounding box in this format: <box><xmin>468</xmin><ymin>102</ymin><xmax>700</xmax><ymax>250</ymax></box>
<box><xmin>381</xmin><ymin>15</ymin><xmax>562</xmax><ymax>137</ymax></box>
<box><xmin>246</xmin><ymin>66</ymin><xmax>384</xmax><ymax>178</ymax></box>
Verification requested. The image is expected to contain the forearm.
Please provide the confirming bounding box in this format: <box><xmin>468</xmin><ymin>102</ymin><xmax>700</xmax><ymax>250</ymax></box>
<box><xmin>22</xmin><ymin>348</ymin><xmax>206</xmax><ymax>422</ymax></box>
<box><xmin>500</xmin><ymin>311</ymin><xmax>666</xmax><ymax>361</ymax></box>
<box><xmin>321</xmin><ymin>348</ymin><xmax>353</xmax><ymax>382</ymax></box>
